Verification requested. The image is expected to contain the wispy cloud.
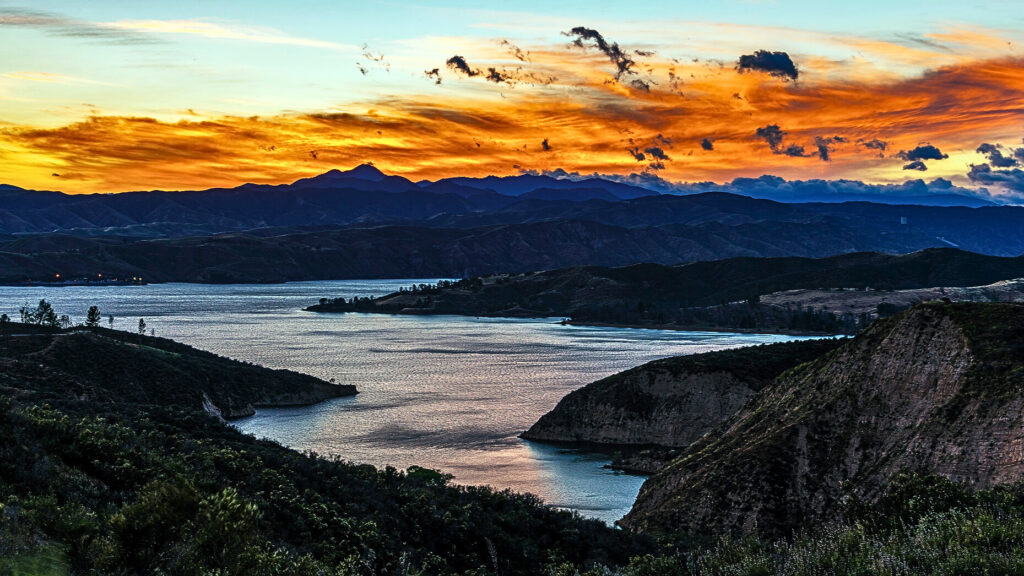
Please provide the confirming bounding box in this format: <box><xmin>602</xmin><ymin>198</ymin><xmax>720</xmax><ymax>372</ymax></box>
<box><xmin>105</xmin><ymin>18</ymin><xmax>358</xmax><ymax>51</ymax></box>
<box><xmin>0</xmin><ymin>6</ymin><xmax>155</xmax><ymax>44</ymax></box>
<box><xmin>0</xmin><ymin>71</ymin><xmax>118</xmax><ymax>86</ymax></box>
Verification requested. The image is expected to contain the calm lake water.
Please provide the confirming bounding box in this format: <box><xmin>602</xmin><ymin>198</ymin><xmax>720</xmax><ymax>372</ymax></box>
<box><xmin>0</xmin><ymin>280</ymin><xmax>801</xmax><ymax>524</ymax></box>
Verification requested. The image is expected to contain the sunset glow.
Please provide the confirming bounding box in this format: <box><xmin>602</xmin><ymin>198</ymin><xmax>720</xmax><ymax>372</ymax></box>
<box><xmin>2</xmin><ymin>1</ymin><xmax>1023</xmax><ymax>197</ymax></box>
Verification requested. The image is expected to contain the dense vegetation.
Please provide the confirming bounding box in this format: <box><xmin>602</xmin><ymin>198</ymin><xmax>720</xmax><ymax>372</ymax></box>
<box><xmin>308</xmin><ymin>248</ymin><xmax>1024</xmax><ymax>334</ymax></box>
<box><xmin>0</xmin><ymin>322</ymin><xmax>653</xmax><ymax>575</ymax></box>
<box><xmin>5</xmin><ymin>303</ymin><xmax>1024</xmax><ymax>574</ymax></box>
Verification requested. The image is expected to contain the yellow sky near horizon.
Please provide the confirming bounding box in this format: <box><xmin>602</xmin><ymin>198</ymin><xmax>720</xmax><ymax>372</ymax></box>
<box><xmin>2</xmin><ymin>3</ymin><xmax>1024</xmax><ymax>196</ymax></box>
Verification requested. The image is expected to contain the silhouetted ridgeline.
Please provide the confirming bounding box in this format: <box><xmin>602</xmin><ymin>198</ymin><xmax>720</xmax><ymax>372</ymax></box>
<box><xmin>307</xmin><ymin>248</ymin><xmax>1024</xmax><ymax>334</ymax></box>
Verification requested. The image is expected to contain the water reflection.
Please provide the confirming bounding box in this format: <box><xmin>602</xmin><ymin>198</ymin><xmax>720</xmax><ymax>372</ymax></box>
<box><xmin>0</xmin><ymin>280</ymin><xmax>803</xmax><ymax>524</ymax></box>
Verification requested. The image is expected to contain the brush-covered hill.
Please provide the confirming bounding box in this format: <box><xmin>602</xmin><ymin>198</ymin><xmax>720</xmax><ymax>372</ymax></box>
<box><xmin>0</xmin><ymin>325</ymin><xmax>354</xmax><ymax>418</ymax></box>
<box><xmin>0</xmin><ymin>323</ymin><xmax>651</xmax><ymax>574</ymax></box>
<box><xmin>622</xmin><ymin>302</ymin><xmax>1024</xmax><ymax>539</ymax></box>
<box><xmin>521</xmin><ymin>338</ymin><xmax>843</xmax><ymax>450</ymax></box>
<box><xmin>309</xmin><ymin>248</ymin><xmax>1024</xmax><ymax>334</ymax></box>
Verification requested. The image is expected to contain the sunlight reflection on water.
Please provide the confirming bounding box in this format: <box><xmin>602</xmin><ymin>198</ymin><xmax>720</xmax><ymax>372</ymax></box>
<box><xmin>0</xmin><ymin>280</ymin><xmax>802</xmax><ymax>524</ymax></box>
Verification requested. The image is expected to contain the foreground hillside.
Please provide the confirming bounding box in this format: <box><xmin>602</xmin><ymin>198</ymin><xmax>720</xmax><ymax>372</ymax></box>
<box><xmin>310</xmin><ymin>248</ymin><xmax>1024</xmax><ymax>334</ymax></box>
<box><xmin>623</xmin><ymin>302</ymin><xmax>1024</xmax><ymax>539</ymax></box>
<box><xmin>0</xmin><ymin>324</ymin><xmax>651</xmax><ymax>575</ymax></box>
<box><xmin>5</xmin><ymin>316</ymin><xmax>1024</xmax><ymax>573</ymax></box>
<box><xmin>0</xmin><ymin>326</ymin><xmax>355</xmax><ymax>418</ymax></box>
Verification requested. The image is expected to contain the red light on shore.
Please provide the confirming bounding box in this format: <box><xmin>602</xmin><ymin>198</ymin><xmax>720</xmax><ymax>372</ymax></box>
<box><xmin>55</xmin><ymin>273</ymin><xmax>60</xmax><ymax>278</ymax></box>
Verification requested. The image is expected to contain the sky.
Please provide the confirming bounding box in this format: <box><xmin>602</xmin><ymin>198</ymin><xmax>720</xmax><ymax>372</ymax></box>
<box><xmin>1</xmin><ymin>0</ymin><xmax>1024</xmax><ymax>198</ymax></box>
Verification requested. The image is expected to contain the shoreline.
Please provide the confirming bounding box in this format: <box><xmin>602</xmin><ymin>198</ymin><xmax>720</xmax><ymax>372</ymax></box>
<box><xmin>307</xmin><ymin>305</ymin><xmax>845</xmax><ymax>337</ymax></box>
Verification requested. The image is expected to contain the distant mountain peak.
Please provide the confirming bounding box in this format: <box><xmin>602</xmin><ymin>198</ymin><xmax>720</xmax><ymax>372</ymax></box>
<box><xmin>297</xmin><ymin>164</ymin><xmax>389</xmax><ymax>185</ymax></box>
<box><xmin>338</xmin><ymin>163</ymin><xmax>387</xmax><ymax>181</ymax></box>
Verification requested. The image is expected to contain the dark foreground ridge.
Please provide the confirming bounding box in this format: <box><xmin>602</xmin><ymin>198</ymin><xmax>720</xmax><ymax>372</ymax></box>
<box><xmin>622</xmin><ymin>302</ymin><xmax>1024</xmax><ymax>539</ymax></box>
<box><xmin>6</xmin><ymin>308</ymin><xmax>1024</xmax><ymax>573</ymax></box>
<box><xmin>308</xmin><ymin>248</ymin><xmax>1024</xmax><ymax>334</ymax></box>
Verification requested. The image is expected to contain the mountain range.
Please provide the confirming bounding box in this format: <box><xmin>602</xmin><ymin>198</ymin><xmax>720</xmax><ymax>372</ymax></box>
<box><xmin>2</xmin><ymin>165</ymin><xmax>1024</xmax><ymax>283</ymax></box>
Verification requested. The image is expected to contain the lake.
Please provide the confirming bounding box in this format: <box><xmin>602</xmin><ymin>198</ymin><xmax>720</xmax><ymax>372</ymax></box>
<box><xmin>0</xmin><ymin>280</ymin><xmax>802</xmax><ymax>524</ymax></box>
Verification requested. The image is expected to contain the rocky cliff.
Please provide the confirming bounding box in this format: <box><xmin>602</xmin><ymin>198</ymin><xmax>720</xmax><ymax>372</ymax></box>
<box><xmin>521</xmin><ymin>339</ymin><xmax>843</xmax><ymax>448</ymax></box>
<box><xmin>622</xmin><ymin>302</ymin><xmax>1024</xmax><ymax>538</ymax></box>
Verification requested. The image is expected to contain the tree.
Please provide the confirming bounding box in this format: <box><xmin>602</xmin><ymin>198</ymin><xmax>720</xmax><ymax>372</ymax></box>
<box><xmin>21</xmin><ymin>299</ymin><xmax>58</xmax><ymax>326</ymax></box>
<box><xmin>86</xmin><ymin>306</ymin><xmax>102</xmax><ymax>327</ymax></box>
<box><xmin>108</xmin><ymin>315</ymin><xmax>115</xmax><ymax>329</ymax></box>
<box><xmin>138</xmin><ymin>318</ymin><xmax>147</xmax><ymax>335</ymax></box>
<box><xmin>58</xmin><ymin>314</ymin><xmax>72</xmax><ymax>329</ymax></box>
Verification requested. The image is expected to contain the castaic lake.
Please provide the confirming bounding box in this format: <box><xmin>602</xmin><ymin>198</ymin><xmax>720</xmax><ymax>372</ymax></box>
<box><xmin>1</xmin><ymin>280</ymin><xmax>801</xmax><ymax>524</ymax></box>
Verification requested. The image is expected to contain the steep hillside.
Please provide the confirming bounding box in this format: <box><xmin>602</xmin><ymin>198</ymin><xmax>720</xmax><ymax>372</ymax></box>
<box><xmin>522</xmin><ymin>339</ymin><xmax>843</xmax><ymax>448</ymax></box>
<box><xmin>0</xmin><ymin>325</ymin><xmax>355</xmax><ymax>418</ymax></box>
<box><xmin>622</xmin><ymin>302</ymin><xmax>1024</xmax><ymax>538</ymax></box>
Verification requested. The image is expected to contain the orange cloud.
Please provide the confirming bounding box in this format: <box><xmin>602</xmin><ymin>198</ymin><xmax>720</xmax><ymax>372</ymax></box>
<box><xmin>2</xmin><ymin>45</ymin><xmax>1023</xmax><ymax>193</ymax></box>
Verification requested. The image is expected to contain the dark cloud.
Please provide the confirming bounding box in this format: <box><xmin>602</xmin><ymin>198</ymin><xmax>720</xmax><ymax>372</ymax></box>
<box><xmin>860</xmin><ymin>138</ymin><xmax>889</xmax><ymax>151</ymax></box>
<box><xmin>968</xmin><ymin>163</ymin><xmax>1024</xmax><ymax>192</ymax></box>
<box><xmin>976</xmin><ymin>143</ymin><xmax>1019</xmax><ymax>167</ymax></box>
<box><xmin>654</xmin><ymin>134</ymin><xmax>673</xmax><ymax>146</ymax></box>
<box><xmin>500</xmin><ymin>39</ymin><xmax>529</xmax><ymax>62</ymax></box>
<box><xmin>903</xmin><ymin>160</ymin><xmax>927</xmax><ymax>171</ymax></box>
<box><xmin>627</xmin><ymin>146</ymin><xmax>645</xmax><ymax>161</ymax></box>
<box><xmin>700</xmin><ymin>138</ymin><xmax>714</xmax><ymax>151</ymax></box>
<box><xmin>859</xmin><ymin>138</ymin><xmax>889</xmax><ymax>157</ymax></box>
<box><xmin>356</xmin><ymin>63</ymin><xmax>369</xmax><ymax>76</ymax></box>
<box><xmin>755</xmin><ymin>124</ymin><xmax>787</xmax><ymax>151</ymax></box>
<box><xmin>565</xmin><ymin>26</ymin><xmax>637</xmax><ymax>79</ymax></box>
<box><xmin>634</xmin><ymin>49</ymin><xmax>655</xmax><ymax>57</ymax></box>
<box><xmin>541</xmin><ymin>138</ymin><xmax>551</xmax><ymax>152</ymax></box>
<box><xmin>629</xmin><ymin>78</ymin><xmax>651</xmax><ymax>92</ymax></box>
<box><xmin>736</xmin><ymin>50</ymin><xmax>799</xmax><ymax>81</ymax></box>
<box><xmin>781</xmin><ymin>144</ymin><xmax>808</xmax><ymax>157</ymax></box>
<box><xmin>647</xmin><ymin>161</ymin><xmax>666</xmax><ymax>171</ymax></box>
<box><xmin>309</xmin><ymin>150</ymin><xmax>319</xmax><ymax>160</ymax></box>
<box><xmin>442</xmin><ymin>55</ymin><xmax>552</xmax><ymax>88</ymax></box>
<box><xmin>424</xmin><ymin>68</ymin><xmax>442</xmax><ymax>85</ymax></box>
<box><xmin>897</xmin><ymin>144</ymin><xmax>948</xmax><ymax>162</ymax></box>
<box><xmin>814</xmin><ymin>136</ymin><xmax>846</xmax><ymax>161</ymax></box>
<box><xmin>0</xmin><ymin>7</ymin><xmax>157</xmax><ymax>44</ymax></box>
<box><xmin>360</xmin><ymin>44</ymin><xmax>390</xmax><ymax>72</ymax></box>
<box><xmin>446</xmin><ymin>55</ymin><xmax>480</xmax><ymax>77</ymax></box>
<box><xmin>485</xmin><ymin>67</ymin><xmax>512</xmax><ymax>84</ymax></box>
<box><xmin>644</xmin><ymin>146</ymin><xmax>670</xmax><ymax>160</ymax></box>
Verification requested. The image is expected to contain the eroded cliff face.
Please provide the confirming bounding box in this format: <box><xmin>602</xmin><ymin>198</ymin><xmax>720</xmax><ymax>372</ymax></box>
<box><xmin>622</xmin><ymin>302</ymin><xmax>1024</xmax><ymax>538</ymax></box>
<box><xmin>522</xmin><ymin>370</ymin><xmax>757</xmax><ymax>447</ymax></box>
<box><xmin>521</xmin><ymin>339</ymin><xmax>843</xmax><ymax>450</ymax></box>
